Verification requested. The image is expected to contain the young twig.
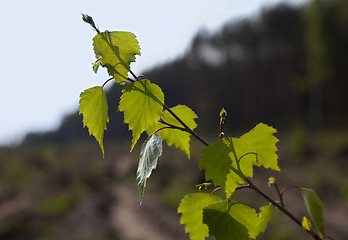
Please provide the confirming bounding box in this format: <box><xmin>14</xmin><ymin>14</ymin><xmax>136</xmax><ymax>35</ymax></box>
<box><xmin>158</xmin><ymin>118</ymin><xmax>187</xmax><ymax>132</ymax></box>
<box><xmin>246</xmin><ymin>179</ymin><xmax>322</xmax><ymax>240</ymax></box>
<box><xmin>126</xmin><ymin>74</ymin><xmax>209</xmax><ymax>147</ymax></box>
<box><xmin>101</xmin><ymin>77</ymin><xmax>114</xmax><ymax>88</ymax></box>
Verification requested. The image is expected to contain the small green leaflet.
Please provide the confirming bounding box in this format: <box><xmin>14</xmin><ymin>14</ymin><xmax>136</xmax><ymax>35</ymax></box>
<box><xmin>241</xmin><ymin>123</ymin><xmax>280</xmax><ymax>171</ymax></box>
<box><xmin>137</xmin><ymin>133</ymin><xmax>163</xmax><ymax>204</ymax></box>
<box><xmin>300</xmin><ymin>188</ymin><xmax>325</xmax><ymax>236</ymax></box>
<box><xmin>203</xmin><ymin>200</ymin><xmax>260</xmax><ymax>240</ymax></box>
<box><xmin>147</xmin><ymin>105</ymin><xmax>198</xmax><ymax>158</ymax></box>
<box><xmin>119</xmin><ymin>79</ymin><xmax>164</xmax><ymax>151</ymax></box>
<box><xmin>93</xmin><ymin>59</ymin><xmax>101</xmax><ymax>73</ymax></box>
<box><xmin>178</xmin><ymin>193</ymin><xmax>222</xmax><ymax>240</ymax></box>
<box><xmin>302</xmin><ymin>216</ymin><xmax>313</xmax><ymax>232</ymax></box>
<box><xmin>93</xmin><ymin>31</ymin><xmax>141</xmax><ymax>84</ymax></box>
<box><xmin>79</xmin><ymin>86</ymin><xmax>109</xmax><ymax>156</ymax></box>
<box><xmin>199</xmin><ymin>137</ymin><xmax>257</xmax><ymax>198</ymax></box>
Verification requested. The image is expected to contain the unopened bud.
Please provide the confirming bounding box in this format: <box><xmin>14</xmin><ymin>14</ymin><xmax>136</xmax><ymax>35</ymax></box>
<box><xmin>82</xmin><ymin>14</ymin><xmax>95</xmax><ymax>26</ymax></box>
<box><xmin>268</xmin><ymin>176</ymin><xmax>276</xmax><ymax>187</ymax></box>
<box><xmin>220</xmin><ymin>107</ymin><xmax>227</xmax><ymax>119</ymax></box>
<box><xmin>82</xmin><ymin>14</ymin><xmax>99</xmax><ymax>33</ymax></box>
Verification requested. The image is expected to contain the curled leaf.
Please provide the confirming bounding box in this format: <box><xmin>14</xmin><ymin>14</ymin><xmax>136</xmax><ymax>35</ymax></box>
<box><xmin>137</xmin><ymin>134</ymin><xmax>163</xmax><ymax>204</ymax></box>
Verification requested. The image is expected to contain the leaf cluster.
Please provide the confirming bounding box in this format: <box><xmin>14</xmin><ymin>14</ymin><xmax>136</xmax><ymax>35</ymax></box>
<box><xmin>79</xmin><ymin>17</ymin><xmax>198</xmax><ymax>202</ymax></box>
<box><xmin>79</xmin><ymin>15</ymin><xmax>328</xmax><ymax>240</ymax></box>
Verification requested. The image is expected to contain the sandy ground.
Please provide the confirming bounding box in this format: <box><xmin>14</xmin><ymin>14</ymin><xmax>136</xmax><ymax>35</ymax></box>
<box><xmin>112</xmin><ymin>183</ymin><xmax>189</xmax><ymax>240</ymax></box>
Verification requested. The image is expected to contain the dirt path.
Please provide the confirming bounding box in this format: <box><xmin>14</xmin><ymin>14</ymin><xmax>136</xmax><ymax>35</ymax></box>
<box><xmin>111</xmin><ymin>184</ymin><xmax>189</xmax><ymax>240</ymax></box>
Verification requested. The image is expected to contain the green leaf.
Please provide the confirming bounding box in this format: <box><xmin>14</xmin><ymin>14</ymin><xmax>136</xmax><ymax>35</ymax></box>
<box><xmin>147</xmin><ymin>105</ymin><xmax>197</xmax><ymax>158</ymax></box>
<box><xmin>300</xmin><ymin>188</ymin><xmax>325</xmax><ymax>236</ymax></box>
<box><xmin>302</xmin><ymin>216</ymin><xmax>313</xmax><ymax>232</ymax></box>
<box><xmin>93</xmin><ymin>31</ymin><xmax>141</xmax><ymax>84</ymax></box>
<box><xmin>119</xmin><ymin>79</ymin><xmax>164</xmax><ymax>151</ymax></box>
<box><xmin>199</xmin><ymin>138</ymin><xmax>257</xmax><ymax>198</ymax></box>
<box><xmin>241</xmin><ymin>123</ymin><xmax>280</xmax><ymax>171</ymax></box>
<box><xmin>79</xmin><ymin>86</ymin><xmax>109</xmax><ymax>156</ymax></box>
<box><xmin>203</xmin><ymin>200</ymin><xmax>260</xmax><ymax>240</ymax></box>
<box><xmin>255</xmin><ymin>205</ymin><xmax>273</xmax><ymax>236</ymax></box>
<box><xmin>199</xmin><ymin>140</ymin><xmax>231</xmax><ymax>189</ymax></box>
<box><xmin>178</xmin><ymin>193</ymin><xmax>222</xmax><ymax>240</ymax></box>
<box><xmin>224</xmin><ymin>137</ymin><xmax>256</xmax><ymax>198</ymax></box>
<box><xmin>137</xmin><ymin>133</ymin><xmax>163</xmax><ymax>204</ymax></box>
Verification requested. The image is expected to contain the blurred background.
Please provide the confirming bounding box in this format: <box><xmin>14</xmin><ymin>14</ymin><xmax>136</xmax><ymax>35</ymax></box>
<box><xmin>1</xmin><ymin>0</ymin><xmax>348</xmax><ymax>239</ymax></box>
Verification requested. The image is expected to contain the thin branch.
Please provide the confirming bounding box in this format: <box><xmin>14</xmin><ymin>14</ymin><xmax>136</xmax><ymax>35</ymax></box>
<box><xmin>236</xmin><ymin>184</ymin><xmax>250</xmax><ymax>190</ymax></box>
<box><xmin>273</xmin><ymin>182</ymin><xmax>285</xmax><ymax>207</ymax></box>
<box><xmin>129</xmin><ymin>70</ymin><xmax>138</xmax><ymax>82</ymax></box>
<box><xmin>155</xmin><ymin>126</ymin><xmax>175</xmax><ymax>134</ymax></box>
<box><xmin>101</xmin><ymin>77</ymin><xmax>114</xmax><ymax>88</ymax></box>
<box><xmin>210</xmin><ymin>187</ymin><xmax>222</xmax><ymax>196</ymax></box>
<box><xmin>137</xmin><ymin>75</ymin><xmax>146</xmax><ymax>81</ymax></box>
<box><xmin>280</xmin><ymin>185</ymin><xmax>300</xmax><ymax>196</ymax></box>
<box><xmin>158</xmin><ymin>119</ymin><xmax>187</xmax><ymax>132</ymax></box>
<box><xmin>162</xmin><ymin>103</ymin><xmax>209</xmax><ymax>146</ymax></box>
<box><xmin>238</xmin><ymin>152</ymin><xmax>258</xmax><ymax>164</ymax></box>
<box><xmin>125</xmin><ymin>76</ymin><xmax>209</xmax><ymax>146</ymax></box>
<box><xmin>154</xmin><ymin>123</ymin><xmax>187</xmax><ymax>134</ymax></box>
<box><xmin>219</xmin><ymin>118</ymin><xmax>224</xmax><ymax>139</ymax></box>
<box><xmin>210</xmin><ymin>184</ymin><xmax>249</xmax><ymax>196</ymax></box>
<box><xmin>246</xmin><ymin>178</ymin><xmax>322</xmax><ymax>240</ymax></box>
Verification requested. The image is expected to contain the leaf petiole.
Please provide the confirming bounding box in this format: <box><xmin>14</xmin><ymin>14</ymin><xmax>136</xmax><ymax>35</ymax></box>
<box><xmin>101</xmin><ymin>77</ymin><xmax>114</xmax><ymax>88</ymax></box>
<box><xmin>157</xmin><ymin>118</ymin><xmax>187</xmax><ymax>132</ymax></box>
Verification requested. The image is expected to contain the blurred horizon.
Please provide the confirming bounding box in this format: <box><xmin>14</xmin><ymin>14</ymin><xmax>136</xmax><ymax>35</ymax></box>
<box><xmin>0</xmin><ymin>0</ymin><xmax>307</xmax><ymax>146</ymax></box>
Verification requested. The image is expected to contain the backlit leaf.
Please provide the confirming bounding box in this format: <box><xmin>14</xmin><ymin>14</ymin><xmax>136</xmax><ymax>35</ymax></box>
<box><xmin>119</xmin><ymin>79</ymin><xmax>164</xmax><ymax>151</ymax></box>
<box><xmin>178</xmin><ymin>193</ymin><xmax>221</xmax><ymax>240</ymax></box>
<box><xmin>224</xmin><ymin>137</ymin><xmax>256</xmax><ymax>198</ymax></box>
<box><xmin>147</xmin><ymin>105</ymin><xmax>197</xmax><ymax>158</ymax></box>
<box><xmin>93</xmin><ymin>31</ymin><xmax>141</xmax><ymax>84</ymax></box>
<box><xmin>300</xmin><ymin>188</ymin><xmax>325</xmax><ymax>236</ymax></box>
<box><xmin>137</xmin><ymin>134</ymin><xmax>162</xmax><ymax>204</ymax></box>
<box><xmin>79</xmin><ymin>86</ymin><xmax>109</xmax><ymax>156</ymax></box>
<box><xmin>241</xmin><ymin>123</ymin><xmax>280</xmax><ymax>171</ymax></box>
<box><xmin>203</xmin><ymin>200</ymin><xmax>259</xmax><ymax>240</ymax></box>
<box><xmin>199</xmin><ymin>137</ymin><xmax>257</xmax><ymax>198</ymax></box>
<box><xmin>255</xmin><ymin>205</ymin><xmax>273</xmax><ymax>236</ymax></box>
<box><xmin>199</xmin><ymin>140</ymin><xmax>231</xmax><ymax>189</ymax></box>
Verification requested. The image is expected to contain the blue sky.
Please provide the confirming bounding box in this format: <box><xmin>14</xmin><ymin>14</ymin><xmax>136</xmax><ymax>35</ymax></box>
<box><xmin>0</xmin><ymin>0</ymin><xmax>307</xmax><ymax>145</ymax></box>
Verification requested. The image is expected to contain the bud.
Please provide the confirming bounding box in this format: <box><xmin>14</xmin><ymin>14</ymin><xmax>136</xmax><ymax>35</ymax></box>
<box><xmin>268</xmin><ymin>176</ymin><xmax>276</xmax><ymax>187</ymax></box>
<box><xmin>82</xmin><ymin>14</ymin><xmax>95</xmax><ymax>25</ymax></box>
<box><xmin>82</xmin><ymin>14</ymin><xmax>99</xmax><ymax>33</ymax></box>
<box><xmin>220</xmin><ymin>107</ymin><xmax>227</xmax><ymax>118</ymax></box>
<box><xmin>219</xmin><ymin>107</ymin><xmax>227</xmax><ymax>124</ymax></box>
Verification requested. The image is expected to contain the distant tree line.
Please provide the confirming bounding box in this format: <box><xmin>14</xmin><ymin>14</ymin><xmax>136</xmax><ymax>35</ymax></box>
<box><xmin>23</xmin><ymin>0</ymin><xmax>348</xmax><ymax>145</ymax></box>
